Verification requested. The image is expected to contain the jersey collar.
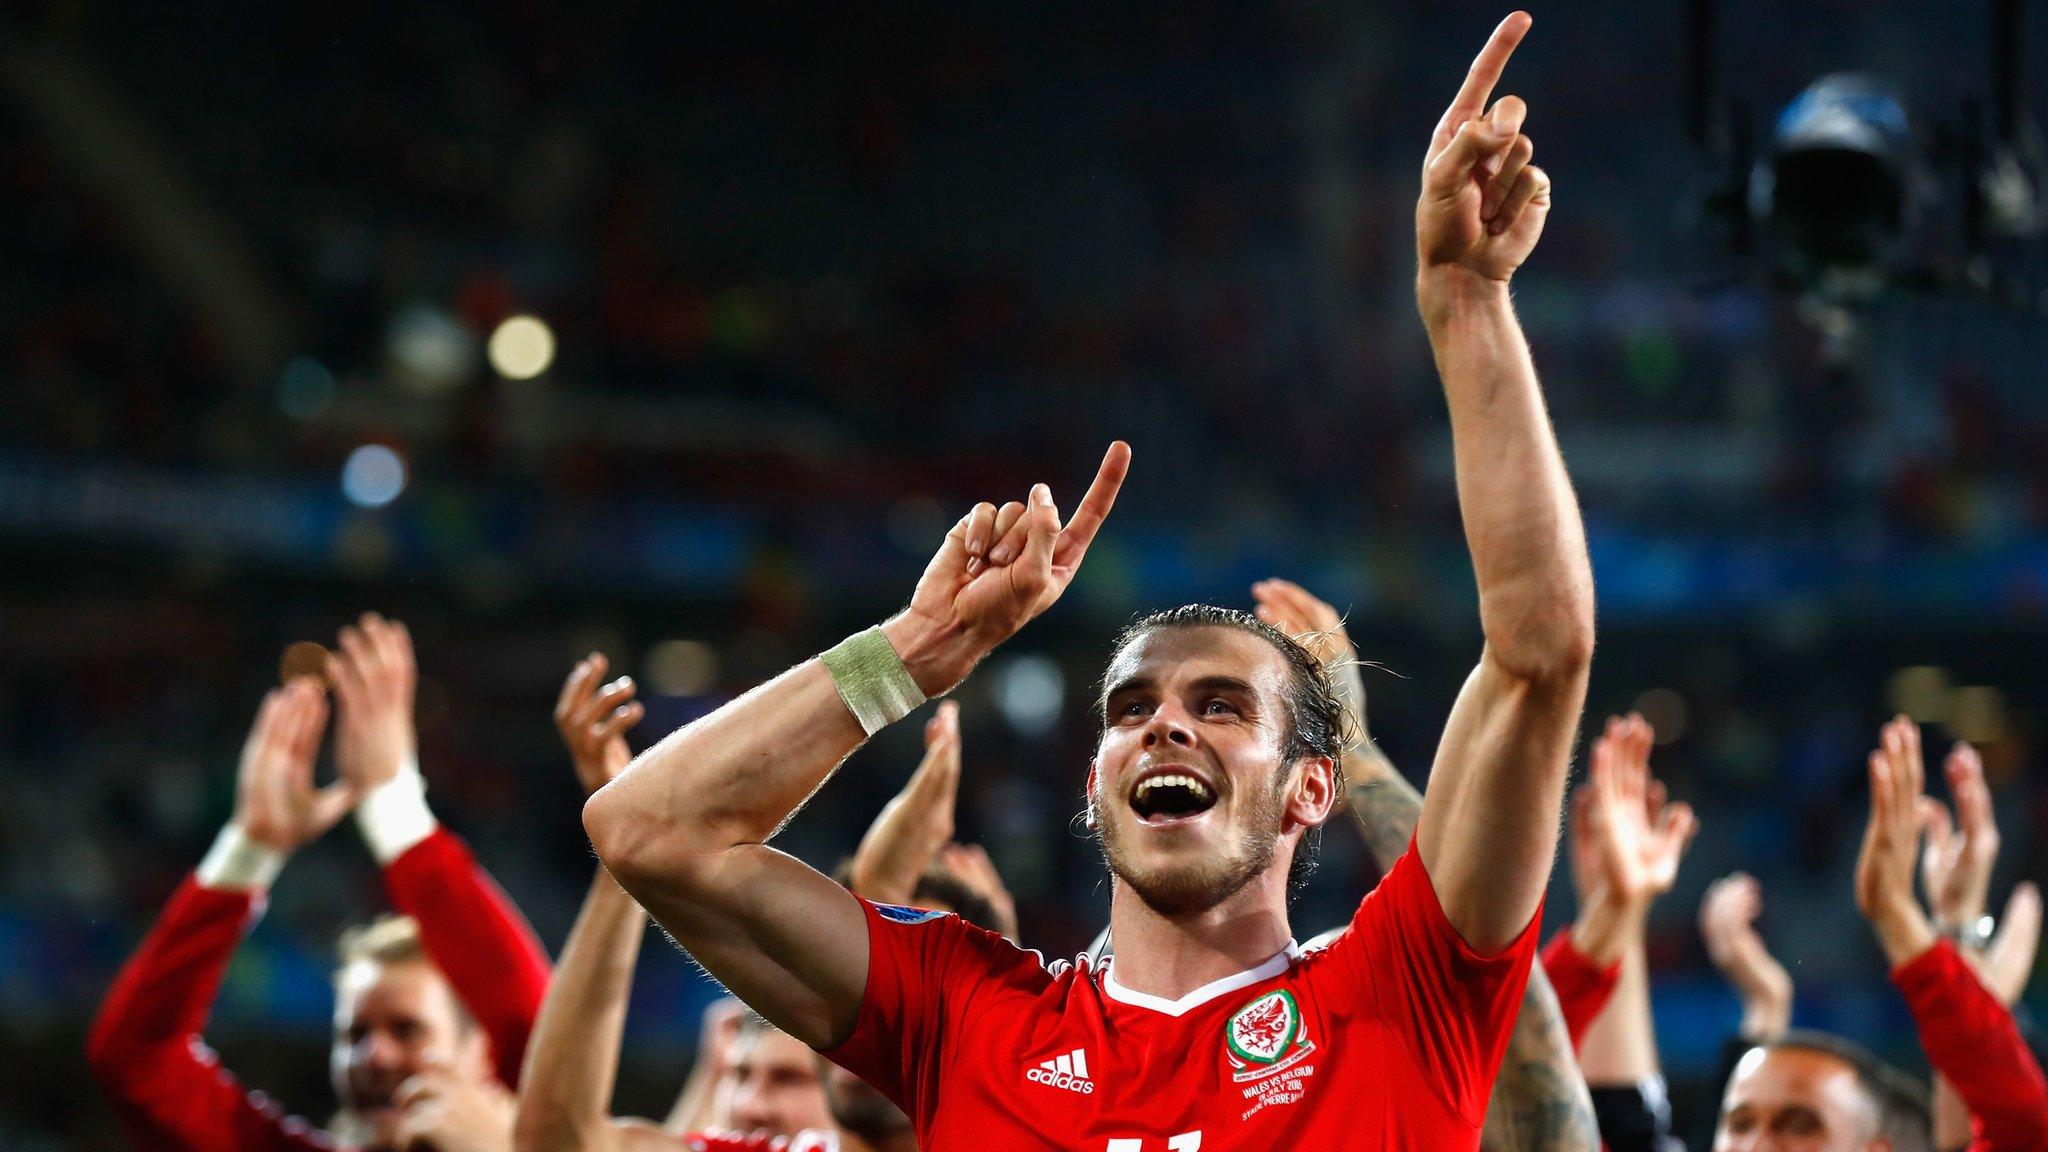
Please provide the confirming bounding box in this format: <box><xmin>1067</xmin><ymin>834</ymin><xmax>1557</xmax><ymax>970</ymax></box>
<box><xmin>1099</xmin><ymin>941</ymin><xmax>1300</xmax><ymax>1017</ymax></box>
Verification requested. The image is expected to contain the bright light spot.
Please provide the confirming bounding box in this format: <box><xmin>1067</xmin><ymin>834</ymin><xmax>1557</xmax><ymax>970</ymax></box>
<box><xmin>1887</xmin><ymin>666</ymin><xmax>1951</xmax><ymax>724</ymax></box>
<box><xmin>994</xmin><ymin>655</ymin><xmax>1064</xmax><ymax>737</ymax></box>
<box><xmin>387</xmin><ymin>304</ymin><xmax>476</xmax><ymax>394</ymax></box>
<box><xmin>277</xmin><ymin>356</ymin><xmax>335</xmax><ymax>419</ymax></box>
<box><xmin>645</xmin><ymin>640</ymin><xmax>718</xmax><ymax>697</ymax></box>
<box><xmin>488</xmin><ymin>314</ymin><xmax>557</xmax><ymax>380</ymax></box>
<box><xmin>341</xmin><ymin>444</ymin><xmax>408</xmax><ymax>508</ymax></box>
<box><xmin>1633</xmin><ymin>688</ymin><xmax>1689</xmax><ymax>744</ymax></box>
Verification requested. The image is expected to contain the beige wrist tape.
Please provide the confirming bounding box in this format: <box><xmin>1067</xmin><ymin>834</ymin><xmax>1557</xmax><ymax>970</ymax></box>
<box><xmin>822</xmin><ymin>626</ymin><xmax>926</xmax><ymax>735</ymax></box>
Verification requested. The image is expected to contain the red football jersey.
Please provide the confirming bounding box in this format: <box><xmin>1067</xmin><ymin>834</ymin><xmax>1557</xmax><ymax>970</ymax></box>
<box><xmin>826</xmin><ymin>843</ymin><xmax>1538</xmax><ymax>1151</ymax></box>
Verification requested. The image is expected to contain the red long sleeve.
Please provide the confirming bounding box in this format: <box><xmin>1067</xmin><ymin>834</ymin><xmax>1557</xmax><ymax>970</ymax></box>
<box><xmin>85</xmin><ymin>878</ymin><xmax>341</xmax><ymax>1152</ymax></box>
<box><xmin>1539</xmin><ymin>929</ymin><xmax>1620</xmax><ymax>1051</ymax></box>
<box><xmin>1893</xmin><ymin>941</ymin><xmax>2048</xmax><ymax>1152</ymax></box>
<box><xmin>381</xmin><ymin>828</ymin><xmax>551</xmax><ymax>1088</ymax></box>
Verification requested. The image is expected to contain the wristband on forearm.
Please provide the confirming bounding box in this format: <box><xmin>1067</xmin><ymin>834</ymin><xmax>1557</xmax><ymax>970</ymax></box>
<box><xmin>355</xmin><ymin>759</ymin><xmax>438</xmax><ymax>864</ymax></box>
<box><xmin>196</xmin><ymin>823</ymin><xmax>286</xmax><ymax>891</ymax></box>
<box><xmin>822</xmin><ymin>626</ymin><xmax>927</xmax><ymax>735</ymax></box>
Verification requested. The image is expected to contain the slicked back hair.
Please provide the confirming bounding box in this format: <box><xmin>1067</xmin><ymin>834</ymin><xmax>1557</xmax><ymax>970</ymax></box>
<box><xmin>1097</xmin><ymin>605</ymin><xmax>1352</xmax><ymax>892</ymax></box>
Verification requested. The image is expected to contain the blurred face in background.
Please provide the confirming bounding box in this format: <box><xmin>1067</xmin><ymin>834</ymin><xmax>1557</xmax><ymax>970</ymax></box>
<box><xmin>1093</xmin><ymin>626</ymin><xmax>1328</xmax><ymax>916</ymax></box>
<box><xmin>724</xmin><ymin>1023</ymin><xmax>833</xmax><ymax>1137</ymax></box>
<box><xmin>329</xmin><ymin>958</ymin><xmax>489</xmax><ymax>1150</ymax></box>
<box><xmin>1715</xmin><ymin>1047</ymin><xmax>1888</xmax><ymax>1152</ymax></box>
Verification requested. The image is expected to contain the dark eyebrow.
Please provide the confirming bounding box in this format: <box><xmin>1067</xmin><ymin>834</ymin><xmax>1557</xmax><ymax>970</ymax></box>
<box><xmin>1104</xmin><ymin>675</ymin><xmax>1156</xmax><ymax>700</ymax></box>
<box><xmin>1188</xmin><ymin>675</ymin><xmax>1257</xmax><ymax>696</ymax></box>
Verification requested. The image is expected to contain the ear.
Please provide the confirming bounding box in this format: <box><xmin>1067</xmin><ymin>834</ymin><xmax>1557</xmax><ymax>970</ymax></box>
<box><xmin>1285</xmin><ymin>756</ymin><xmax>1338</xmax><ymax>830</ymax></box>
<box><xmin>1084</xmin><ymin>761</ymin><xmax>1101</xmax><ymax>829</ymax></box>
<box><xmin>456</xmin><ymin>1023</ymin><xmax>494</xmax><ymax>1083</ymax></box>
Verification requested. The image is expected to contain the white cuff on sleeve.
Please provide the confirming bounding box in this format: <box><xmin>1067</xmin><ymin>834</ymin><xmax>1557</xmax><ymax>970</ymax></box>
<box><xmin>196</xmin><ymin>823</ymin><xmax>286</xmax><ymax>891</ymax></box>
<box><xmin>354</xmin><ymin>760</ymin><xmax>438</xmax><ymax>865</ymax></box>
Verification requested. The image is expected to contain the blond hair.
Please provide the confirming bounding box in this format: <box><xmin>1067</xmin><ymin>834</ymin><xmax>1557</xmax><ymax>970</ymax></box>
<box><xmin>333</xmin><ymin>915</ymin><xmax>475</xmax><ymax>1032</ymax></box>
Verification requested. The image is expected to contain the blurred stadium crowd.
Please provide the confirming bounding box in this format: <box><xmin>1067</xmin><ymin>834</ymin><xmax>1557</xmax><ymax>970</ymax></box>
<box><xmin>2</xmin><ymin>0</ymin><xmax>2047</xmax><ymax>1148</ymax></box>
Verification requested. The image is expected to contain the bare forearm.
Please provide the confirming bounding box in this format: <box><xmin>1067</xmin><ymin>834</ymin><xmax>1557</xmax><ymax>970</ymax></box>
<box><xmin>1482</xmin><ymin>966</ymin><xmax>1601</xmax><ymax>1152</ymax></box>
<box><xmin>1345</xmin><ymin>751</ymin><xmax>1423</xmax><ymax>872</ymax></box>
<box><xmin>515</xmin><ymin>869</ymin><xmax>647</xmax><ymax>1152</ymax></box>
<box><xmin>1420</xmin><ymin>271</ymin><xmax>1594</xmax><ymax>681</ymax></box>
<box><xmin>1575</xmin><ymin>932</ymin><xmax>1658</xmax><ymax>1086</ymax></box>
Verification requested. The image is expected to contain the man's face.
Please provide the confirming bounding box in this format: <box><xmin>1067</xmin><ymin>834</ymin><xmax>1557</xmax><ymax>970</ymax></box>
<box><xmin>330</xmin><ymin>959</ymin><xmax>489</xmax><ymax>1149</ymax></box>
<box><xmin>725</xmin><ymin>1026</ymin><xmax>833</xmax><ymax>1137</ymax></box>
<box><xmin>1715</xmin><ymin>1047</ymin><xmax>1889</xmax><ymax>1152</ymax></box>
<box><xmin>1093</xmin><ymin>626</ymin><xmax>1332</xmax><ymax>917</ymax></box>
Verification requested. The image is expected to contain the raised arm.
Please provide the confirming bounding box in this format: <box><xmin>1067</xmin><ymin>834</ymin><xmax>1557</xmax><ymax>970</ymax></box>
<box><xmin>1408</xmin><ymin>12</ymin><xmax>1597</xmax><ymax>952</ymax></box>
<box><xmin>1858</xmin><ymin>716</ymin><xmax>2048</xmax><ymax>1152</ymax></box>
<box><xmin>330</xmin><ymin>613</ymin><xmax>551</xmax><ymax>1089</ymax></box>
<box><xmin>1698</xmin><ymin>873</ymin><xmax>1793</xmax><ymax>1045</ymax></box>
<box><xmin>1253</xmin><ymin>577</ymin><xmax>1597</xmax><ymax>1152</ymax></box>
<box><xmin>848</xmin><ymin>701</ymin><xmax>962</xmax><ymax>906</ymax></box>
<box><xmin>584</xmin><ymin>445</ymin><xmax>1129</xmax><ymax>1048</ymax></box>
<box><xmin>86</xmin><ymin>680</ymin><xmax>352</xmax><ymax>1152</ymax></box>
<box><xmin>514</xmin><ymin>655</ymin><xmax>682</xmax><ymax>1152</ymax></box>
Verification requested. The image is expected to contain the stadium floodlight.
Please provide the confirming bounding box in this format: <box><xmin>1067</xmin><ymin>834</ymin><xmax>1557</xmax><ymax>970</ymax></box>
<box><xmin>1748</xmin><ymin>74</ymin><xmax>1923</xmax><ymax>300</ymax></box>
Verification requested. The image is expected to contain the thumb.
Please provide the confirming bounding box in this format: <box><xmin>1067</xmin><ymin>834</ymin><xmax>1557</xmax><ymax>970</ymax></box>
<box><xmin>311</xmin><ymin>781</ymin><xmax>358</xmax><ymax>833</ymax></box>
<box><xmin>1424</xmin><ymin>118</ymin><xmax>1503</xmax><ymax>200</ymax></box>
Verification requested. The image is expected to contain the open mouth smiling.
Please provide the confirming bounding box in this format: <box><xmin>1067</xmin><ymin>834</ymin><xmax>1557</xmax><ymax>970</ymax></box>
<box><xmin>1126</xmin><ymin>766</ymin><xmax>1219</xmax><ymax>825</ymax></box>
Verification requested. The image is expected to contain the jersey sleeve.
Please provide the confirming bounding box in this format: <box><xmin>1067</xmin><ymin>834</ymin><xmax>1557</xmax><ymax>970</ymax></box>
<box><xmin>85</xmin><ymin>877</ymin><xmax>341</xmax><ymax>1152</ymax></box>
<box><xmin>819</xmin><ymin>898</ymin><xmax>1019</xmax><ymax>1124</ymax></box>
<box><xmin>381</xmin><ymin>827</ymin><xmax>551</xmax><ymax>1089</ymax></box>
<box><xmin>1891</xmin><ymin>941</ymin><xmax>2048</xmax><ymax>1152</ymax></box>
<box><xmin>1324</xmin><ymin>837</ymin><xmax>1542</xmax><ymax>1128</ymax></box>
<box><xmin>1538</xmin><ymin>929</ymin><xmax>1620</xmax><ymax>1051</ymax></box>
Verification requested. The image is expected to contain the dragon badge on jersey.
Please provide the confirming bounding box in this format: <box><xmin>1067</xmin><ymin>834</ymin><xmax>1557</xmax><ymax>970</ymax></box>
<box><xmin>1224</xmin><ymin>989</ymin><xmax>1317</xmax><ymax>1084</ymax></box>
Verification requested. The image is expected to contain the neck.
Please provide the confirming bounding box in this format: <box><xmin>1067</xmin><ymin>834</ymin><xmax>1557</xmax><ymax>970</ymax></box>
<box><xmin>1103</xmin><ymin>866</ymin><xmax>1294</xmax><ymax>1000</ymax></box>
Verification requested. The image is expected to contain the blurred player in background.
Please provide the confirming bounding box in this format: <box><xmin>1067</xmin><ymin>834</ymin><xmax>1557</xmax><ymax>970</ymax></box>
<box><xmin>584</xmin><ymin>13</ymin><xmax>1595</xmax><ymax>1148</ymax></box>
<box><xmin>88</xmin><ymin>614</ymin><xmax>550</xmax><ymax>1152</ymax></box>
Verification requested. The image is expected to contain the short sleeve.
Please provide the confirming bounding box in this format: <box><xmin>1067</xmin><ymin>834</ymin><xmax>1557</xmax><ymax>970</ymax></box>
<box><xmin>819</xmin><ymin>898</ymin><xmax>1017</xmax><ymax>1121</ymax></box>
<box><xmin>1319</xmin><ymin>838</ymin><xmax>1541</xmax><ymax>1126</ymax></box>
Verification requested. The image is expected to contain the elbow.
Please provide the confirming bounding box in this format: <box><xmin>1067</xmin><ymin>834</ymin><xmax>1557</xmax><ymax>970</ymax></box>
<box><xmin>581</xmin><ymin>783</ymin><xmax>646</xmax><ymax>887</ymax></box>
<box><xmin>1490</xmin><ymin>598</ymin><xmax>1596</xmax><ymax>690</ymax></box>
<box><xmin>83</xmin><ymin>1010</ymin><xmax>135</xmax><ymax>1088</ymax></box>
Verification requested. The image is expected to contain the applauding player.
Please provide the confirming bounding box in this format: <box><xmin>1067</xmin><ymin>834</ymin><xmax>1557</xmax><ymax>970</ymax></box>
<box><xmin>88</xmin><ymin>615</ymin><xmax>550</xmax><ymax>1152</ymax></box>
<box><xmin>586</xmin><ymin>11</ymin><xmax>1591</xmax><ymax>1149</ymax></box>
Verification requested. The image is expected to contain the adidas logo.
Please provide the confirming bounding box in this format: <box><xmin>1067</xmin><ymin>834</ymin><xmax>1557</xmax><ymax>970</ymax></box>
<box><xmin>1025</xmin><ymin>1048</ymin><xmax>1096</xmax><ymax>1094</ymax></box>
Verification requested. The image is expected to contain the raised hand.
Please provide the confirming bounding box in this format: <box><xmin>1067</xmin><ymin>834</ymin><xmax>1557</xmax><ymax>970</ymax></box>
<box><xmin>850</xmin><ymin>701</ymin><xmax>963</xmax><ymax>906</ymax></box>
<box><xmin>1416</xmin><ymin>12</ymin><xmax>1550</xmax><ymax>285</ymax></box>
<box><xmin>554</xmin><ymin>653</ymin><xmax>645</xmax><ymax>795</ymax></box>
<box><xmin>1979</xmin><ymin>883</ymin><xmax>2044</xmax><ymax>1007</ymax></box>
<box><xmin>1251</xmin><ymin>578</ymin><xmax>1367</xmax><ymax>742</ymax></box>
<box><xmin>1919</xmin><ymin>742</ymin><xmax>2001</xmax><ymax>933</ymax></box>
<box><xmin>1586</xmin><ymin>714</ymin><xmax>1697</xmax><ymax>907</ymax></box>
<box><xmin>1855</xmin><ymin>715</ymin><xmax>1939</xmax><ymax>966</ymax></box>
<box><xmin>891</xmin><ymin>442</ymin><xmax>1130</xmax><ymax>694</ymax></box>
<box><xmin>330</xmin><ymin>612</ymin><xmax>419</xmax><ymax>792</ymax></box>
<box><xmin>1699</xmin><ymin>873</ymin><xmax>1793</xmax><ymax>1040</ymax></box>
<box><xmin>940</xmin><ymin>842</ymin><xmax>1020</xmax><ymax>943</ymax></box>
<box><xmin>392</xmin><ymin>1070</ymin><xmax>515</xmax><ymax>1152</ymax></box>
<box><xmin>234</xmin><ymin>679</ymin><xmax>354</xmax><ymax>853</ymax></box>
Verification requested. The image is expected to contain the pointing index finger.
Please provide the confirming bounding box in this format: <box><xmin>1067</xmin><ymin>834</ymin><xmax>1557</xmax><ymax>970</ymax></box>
<box><xmin>1439</xmin><ymin>12</ymin><xmax>1532</xmax><ymax>139</ymax></box>
<box><xmin>1053</xmin><ymin>441</ymin><xmax>1131</xmax><ymax>564</ymax></box>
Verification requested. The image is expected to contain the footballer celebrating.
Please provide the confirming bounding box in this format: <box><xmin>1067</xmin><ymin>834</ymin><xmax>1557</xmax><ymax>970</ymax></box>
<box><xmin>586</xmin><ymin>12</ymin><xmax>1587</xmax><ymax>1150</ymax></box>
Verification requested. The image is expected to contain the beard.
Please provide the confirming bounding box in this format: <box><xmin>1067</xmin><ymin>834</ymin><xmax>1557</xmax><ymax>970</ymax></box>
<box><xmin>1096</xmin><ymin>766</ymin><xmax>1288</xmax><ymax>917</ymax></box>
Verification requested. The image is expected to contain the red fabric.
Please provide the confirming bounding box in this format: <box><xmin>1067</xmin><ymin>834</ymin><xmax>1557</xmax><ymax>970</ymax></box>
<box><xmin>1538</xmin><ymin>929</ymin><xmax>1620</xmax><ymax>1051</ymax></box>
<box><xmin>825</xmin><ymin>838</ymin><xmax>1539</xmax><ymax>1150</ymax></box>
<box><xmin>1892</xmin><ymin>941</ymin><xmax>2048</xmax><ymax>1152</ymax></box>
<box><xmin>86</xmin><ymin>828</ymin><xmax>549</xmax><ymax>1151</ymax></box>
<box><xmin>381</xmin><ymin>829</ymin><xmax>550</xmax><ymax>1087</ymax></box>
